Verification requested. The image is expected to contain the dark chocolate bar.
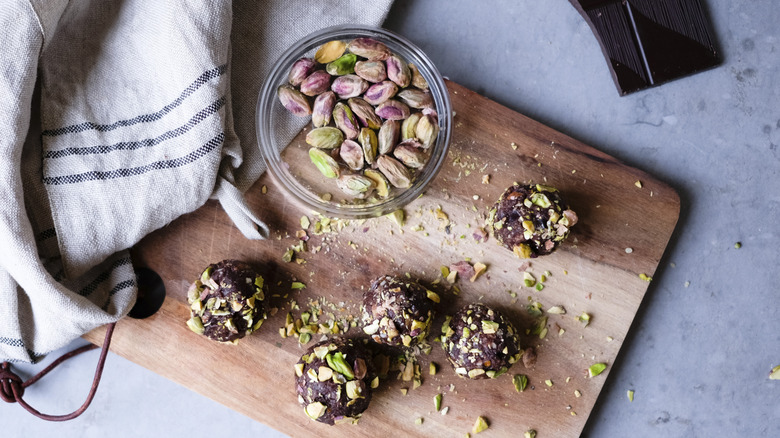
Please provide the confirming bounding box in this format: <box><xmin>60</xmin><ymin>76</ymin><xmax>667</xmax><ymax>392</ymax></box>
<box><xmin>570</xmin><ymin>0</ymin><xmax>721</xmax><ymax>95</ymax></box>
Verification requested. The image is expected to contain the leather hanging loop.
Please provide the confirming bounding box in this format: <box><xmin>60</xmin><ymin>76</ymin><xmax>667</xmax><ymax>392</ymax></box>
<box><xmin>0</xmin><ymin>322</ymin><xmax>115</xmax><ymax>421</ymax></box>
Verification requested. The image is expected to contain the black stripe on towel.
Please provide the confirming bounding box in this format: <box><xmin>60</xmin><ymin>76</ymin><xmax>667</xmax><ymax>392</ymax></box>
<box><xmin>44</xmin><ymin>97</ymin><xmax>225</xmax><ymax>159</ymax></box>
<box><xmin>77</xmin><ymin>256</ymin><xmax>133</xmax><ymax>298</ymax></box>
<box><xmin>41</xmin><ymin>64</ymin><xmax>227</xmax><ymax>136</ymax></box>
<box><xmin>43</xmin><ymin>132</ymin><xmax>224</xmax><ymax>185</ymax></box>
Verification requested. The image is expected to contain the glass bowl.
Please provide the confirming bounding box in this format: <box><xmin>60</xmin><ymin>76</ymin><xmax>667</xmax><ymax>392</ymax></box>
<box><xmin>257</xmin><ymin>25</ymin><xmax>452</xmax><ymax>219</ymax></box>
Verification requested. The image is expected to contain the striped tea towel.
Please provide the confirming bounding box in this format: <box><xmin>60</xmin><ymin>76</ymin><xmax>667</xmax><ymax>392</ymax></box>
<box><xmin>0</xmin><ymin>0</ymin><xmax>393</xmax><ymax>363</ymax></box>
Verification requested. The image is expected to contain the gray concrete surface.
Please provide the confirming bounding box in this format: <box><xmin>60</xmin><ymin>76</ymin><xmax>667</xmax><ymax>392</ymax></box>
<box><xmin>4</xmin><ymin>1</ymin><xmax>778</xmax><ymax>436</ymax></box>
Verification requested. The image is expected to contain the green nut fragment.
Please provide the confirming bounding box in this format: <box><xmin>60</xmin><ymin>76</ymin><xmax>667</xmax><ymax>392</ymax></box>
<box><xmin>577</xmin><ymin>312</ymin><xmax>591</xmax><ymax>327</ymax></box>
<box><xmin>308</xmin><ymin>148</ymin><xmax>340</xmax><ymax>179</ymax></box>
<box><xmin>472</xmin><ymin>416</ymin><xmax>489</xmax><ymax>434</ymax></box>
<box><xmin>364</xmin><ymin>169</ymin><xmax>390</xmax><ymax>198</ymax></box>
<box><xmin>370</xmin><ymin>376</ymin><xmax>380</xmax><ymax>389</ymax></box>
<box><xmin>326</xmin><ymin>352</ymin><xmax>355</xmax><ymax>379</ymax></box>
<box><xmin>345</xmin><ymin>380</ymin><xmax>364</xmax><ymax>399</ymax></box>
<box><xmin>186</xmin><ymin>316</ymin><xmax>204</xmax><ymax>335</ymax></box>
<box><xmin>326</xmin><ymin>53</ymin><xmax>357</xmax><ymax>76</ymax></box>
<box><xmin>304</xmin><ymin>401</ymin><xmax>327</xmax><ymax>420</ymax></box>
<box><xmin>627</xmin><ymin>389</ymin><xmax>635</xmax><ymax>401</ymax></box>
<box><xmin>524</xmin><ymin>430</ymin><xmax>537</xmax><ymax>438</ymax></box>
<box><xmin>588</xmin><ymin>362</ymin><xmax>607</xmax><ymax>377</ymax></box>
<box><xmin>387</xmin><ymin>208</ymin><xmax>405</xmax><ymax>227</ymax></box>
<box><xmin>769</xmin><ymin>365</ymin><xmax>780</xmax><ymax>380</ymax></box>
<box><xmin>513</xmin><ymin>374</ymin><xmax>528</xmax><ymax>392</ymax></box>
<box><xmin>294</xmin><ymin>363</ymin><xmax>305</xmax><ymax>377</ymax></box>
<box><xmin>481</xmin><ymin>320</ymin><xmax>499</xmax><ymax>334</ymax></box>
<box><xmin>299</xmin><ymin>333</ymin><xmax>311</xmax><ymax>344</ymax></box>
<box><xmin>523</xmin><ymin>272</ymin><xmax>536</xmax><ymax>287</ymax></box>
<box><xmin>426</xmin><ymin>290</ymin><xmax>440</xmax><ymax>303</ymax></box>
<box><xmin>337</xmin><ymin>174</ymin><xmax>376</xmax><ymax>199</ymax></box>
<box><xmin>358</xmin><ymin>128</ymin><xmax>378</xmax><ymax>165</ymax></box>
<box><xmin>402</xmin><ymin>112</ymin><xmax>422</xmax><ymax>140</ymax></box>
<box><xmin>530</xmin><ymin>192</ymin><xmax>552</xmax><ymax>208</ymax></box>
<box><xmin>415</xmin><ymin>417</ymin><xmax>424</xmax><ymax>425</ymax></box>
<box><xmin>200</xmin><ymin>266</ymin><xmax>213</xmax><ymax>283</ymax></box>
<box><xmin>306</xmin><ymin>126</ymin><xmax>343</xmax><ymax>150</ymax></box>
<box><xmin>434</xmin><ymin>393</ymin><xmax>443</xmax><ymax>411</ymax></box>
<box><xmin>314</xmin><ymin>40</ymin><xmax>346</xmax><ymax>64</ymax></box>
<box><xmin>291</xmin><ymin>281</ymin><xmax>306</xmax><ymax>290</ymax></box>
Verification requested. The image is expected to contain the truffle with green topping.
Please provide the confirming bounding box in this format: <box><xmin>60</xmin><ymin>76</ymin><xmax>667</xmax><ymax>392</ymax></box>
<box><xmin>441</xmin><ymin>303</ymin><xmax>522</xmax><ymax>379</ymax></box>
<box><xmin>361</xmin><ymin>275</ymin><xmax>437</xmax><ymax>347</ymax></box>
<box><xmin>487</xmin><ymin>183</ymin><xmax>578</xmax><ymax>258</ymax></box>
<box><xmin>295</xmin><ymin>337</ymin><xmax>377</xmax><ymax>425</ymax></box>
<box><xmin>185</xmin><ymin>259</ymin><xmax>266</xmax><ymax>343</ymax></box>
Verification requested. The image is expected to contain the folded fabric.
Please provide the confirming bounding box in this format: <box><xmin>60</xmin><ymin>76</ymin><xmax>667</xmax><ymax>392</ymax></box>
<box><xmin>0</xmin><ymin>0</ymin><xmax>393</xmax><ymax>363</ymax></box>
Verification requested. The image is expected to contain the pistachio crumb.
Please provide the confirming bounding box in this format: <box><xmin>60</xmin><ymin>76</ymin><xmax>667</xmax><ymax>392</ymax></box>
<box><xmin>769</xmin><ymin>365</ymin><xmax>780</xmax><ymax>380</ymax></box>
<box><xmin>512</xmin><ymin>374</ymin><xmax>528</xmax><ymax>392</ymax></box>
<box><xmin>261</xmin><ymin>185</ymin><xmax>267</xmax><ymax>194</ymax></box>
<box><xmin>524</xmin><ymin>430</ymin><xmax>537</xmax><ymax>438</ymax></box>
<box><xmin>482</xmin><ymin>174</ymin><xmax>490</xmax><ymax>184</ymax></box>
<box><xmin>430</xmin><ymin>362</ymin><xmax>439</xmax><ymax>375</ymax></box>
<box><xmin>734</xmin><ymin>242</ymin><xmax>742</xmax><ymax>249</ymax></box>
<box><xmin>634</xmin><ymin>180</ymin><xmax>642</xmax><ymax>188</ymax></box>
<box><xmin>400</xmin><ymin>388</ymin><xmax>408</xmax><ymax>396</ymax></box>
<box><xmin>627</xmin><ymin>389</ymin><xmax>635</xmax><ymax>401</ymax></box>
<box><xmin>434</xmin><ymin>393</ymin><xmax>443</xmax><ymax>411</ymax></box>
<box><xmin>472</xmin><ymin>416</ymin><xmax>489</xmax><ymax>434</ymax></box>
<box><xmin>545</xmin><ymin>379</ymin><xmax>553</xmax><ymax>387</ymax></box>
<box><xmin>588</xmin><ymin>362</ymin><xmax>607</xmax><ymax>377</ymax></box>
<box><xmin>415</xmin><ymin>417</ymin><xmax>424</xmax><ymax>425</ymax></box>
<box><xmin>440</xmin><ymin>406</ymin><xmax>449</xmax><ymax>415</ymax></box>
<box><xmin>684</xmin><ymin>281</ymin><xmax>690</xmax><ymax>288</ymax></box>
<box><xmin>574</xmin><ymin>389</ymin><xmax>582</xmax><ymax>398</ymax></box>
<box><xmin>639</xmin><ymin>273</ymin><xmax>652</xmax><ymax>282</ymax></box>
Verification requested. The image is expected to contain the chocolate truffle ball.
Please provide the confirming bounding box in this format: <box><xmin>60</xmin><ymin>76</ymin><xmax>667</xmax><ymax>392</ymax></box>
<box><xmin>487</xmin><ymin>183</ymin><xmax>578</xmax><ymax>258</ymax></box>
<box><xmin>185</xmin><ymin>259</ymin><xmax>266</xmax><ymax>343</ymax></box>
<box><xmin>442</xmin><ymin>303</ymin><xmax>522</xmax><ymax>379</ymax></box>
<box><xmin>362</xmin><ymin>275</ymin><xmax>438</xmax><ymax>347</ymax></box>
<box><xmin>295</xmin><ymin>337</ymin><xmax>377</xmax><ymax>425</ymax></box>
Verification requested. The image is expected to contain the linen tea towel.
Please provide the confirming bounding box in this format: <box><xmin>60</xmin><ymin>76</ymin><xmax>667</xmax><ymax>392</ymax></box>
<box><xmin>0</xmin><ymin>0</ymin><xmax>393</xmax><ymax>364</ymax></box>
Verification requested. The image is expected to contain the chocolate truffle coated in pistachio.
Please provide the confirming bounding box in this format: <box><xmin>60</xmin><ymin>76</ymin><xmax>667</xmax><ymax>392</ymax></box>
<box><xmin>185</xmin><ymin>259</ymin><xmax>266</xmax><ymax>343</ymax></box>
<box><xmin>361</xmin><ymin>275</ymin><xmax>437</xmax><ymax>347</ymax></box>
<box><xmin>295</xmin><ymin>337</ymin><xmax>377</xmax><ymax>425</ymax></box>
<box><xmin>487</xmin><ymin>183</ymin><xmax>578</xmax><ymax>258</ymax></box>
<box><xmin>442</xmin><ymin>303</ymin><xmax>522</xmax><ymax>379</ymax></box>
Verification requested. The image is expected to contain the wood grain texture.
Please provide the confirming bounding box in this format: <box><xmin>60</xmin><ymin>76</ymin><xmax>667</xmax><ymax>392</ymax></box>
<box><xmin>85</xmin><ymin>81</ymin><xmax>679</xmax><ymax>437</ymax></box>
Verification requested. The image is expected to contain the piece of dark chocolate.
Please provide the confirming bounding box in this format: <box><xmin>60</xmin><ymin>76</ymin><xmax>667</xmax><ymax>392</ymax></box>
<box><xmin>570</xmin><ymin>0</ymin><xmax>721</xmax><ymax>95</ymax></box>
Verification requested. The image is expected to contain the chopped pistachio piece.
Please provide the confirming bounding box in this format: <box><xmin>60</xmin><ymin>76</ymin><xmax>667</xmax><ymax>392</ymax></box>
<box><xmin>769</xmin><ymin>365</ymin><xmax>780</xmax><ymax>380</ymax></box>
<box><xmin>639</xmin><ymin>273</ymin><xmax>652</xmax><ymax>282</ymax></box>
<box><xmin>429</xmin><ymin>362</ymin><xmax>438</xmax><ymax>376</ymax></box>
<box><xmin>291</xmin><ymin>282</ymin><xmax>306</xmax><ymax>290</ymax></box>
<box><xmin>434</xmin><ymin>393</ymin><xmax>443</xmax><ymax>411</ymax></box>
<box><xmin>547</xmin><ymin>305</ymin><xmax>566</xmax><ymax>315</ymax></box>
<box><xmin>371</xmin><ymin>376</ymin><xmax>380</xmax><ymax>388</ymax></box>
<box><xmin>545</xmin><ymin>379</ymin><xmax>553</xmax><ymax>387</ymax></box>
<box><xmin>440</xmin><ymin>406</ymin><xmax>449</xmax><ymax>415</ymax></box>
<box><xmin>574</xmin><ymin>389</ymin><xmax>582</xmax><ymax>398</ymax></box>
<box><xmin>415</xmin><ymin>417</ymin><xmax>424</xmax><ymax>425</ymax></box>
<box><xmin>734</xmin><ymin>241</ymin><xmax>742</xmax><ymax>249</ymax></box>
<box><xmin>523</xmin><ymin>272</ymin><xmax>536</xmax><ymax>287</ymax></box>
<box><xmin>304</xmin><ymin>402</ymin><xmax>327</xmax><ymax>420</ymax></box>
<box><xmin>627</xmin><ymin>389</ymin><xmax>635</xmax><ymax>401</ymax></box>
<box><xmin>524</xmin><ymin>430</ymin><xmax>537</xmax><ymax>438</ymax></box>
<box><xmin>388</xmin><ymin>209</ymin><xmax>405</xmax><ymax>227</ymax></box>
<box><xmin>470</xmin><ymin>262</ymin><xmax>487</xmax><ymax>282</ymax></box>
<box><xmin>588</xmin><ymin>362</ymin><xmax>607</xmax><ymax>377</ymax></box>
<box><xmin>326</xmin><ymin>352</ymin><xmax>355</xmax><ymax>379</ymax></box>
<box><xmin>426</xmin><ymin>290</ymin><xmax>441</xmax><ymax>303</ymax></box>
<box><xmin>513</xmin><ymin>374</ymin><xmax>528</xmax><ymax>392</ymax></box>
<box><xmin>400</xmin><ymin>388</ymin><xmax>408</xmax><ymax>396</ymax></box>
<box><xmin>472</xmin><ymin>416</ymin><xmax>489</xmax><ymax>434</ymax></box>
<box><xmin>577</xmin><ymin>312</ymin><xmax>591</xmax><ymax>327</ymax></box>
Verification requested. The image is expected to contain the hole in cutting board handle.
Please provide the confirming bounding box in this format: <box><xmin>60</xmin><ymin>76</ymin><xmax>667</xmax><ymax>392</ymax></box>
<box><xmin>128</xmin><ymin>267</ymin><xmax>166</xmax><ymax>319</ymax></box>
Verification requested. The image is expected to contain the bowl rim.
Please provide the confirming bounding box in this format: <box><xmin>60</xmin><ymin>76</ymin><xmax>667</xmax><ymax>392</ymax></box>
<box><xmin>256</xmin><ymin>24</ymin><xmax>452</xmax><ymax>219</ymax></box>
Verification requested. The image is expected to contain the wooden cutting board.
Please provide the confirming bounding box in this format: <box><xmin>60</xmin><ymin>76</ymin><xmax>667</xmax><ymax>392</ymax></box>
<box><xmin>85</xmin><ymin>81</ymin><xmax>679</xmax><ymax>437</ymax></box>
